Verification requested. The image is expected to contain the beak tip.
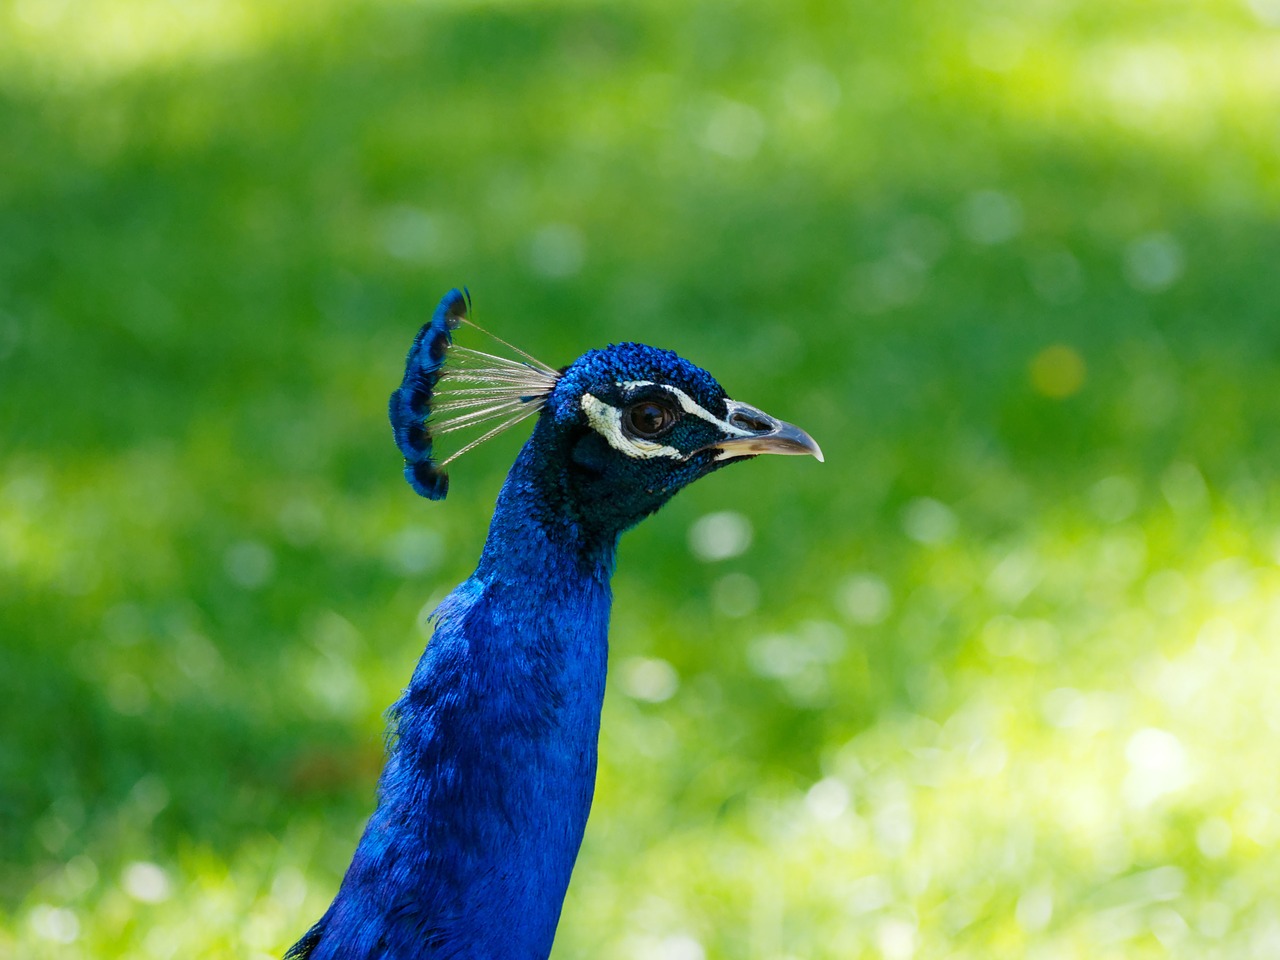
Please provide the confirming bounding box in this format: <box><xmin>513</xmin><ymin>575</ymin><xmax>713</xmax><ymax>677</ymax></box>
<box><xmin>714</xmin><ymin>401</ymin><xmax>825</xmax><ymax>464</ymax></box>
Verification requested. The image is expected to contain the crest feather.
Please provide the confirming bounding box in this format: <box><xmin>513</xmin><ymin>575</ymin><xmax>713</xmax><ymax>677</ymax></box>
<box><xmin>389</xmin><ymin>289</ymin><xmax>559</xmax><ymax>500</ymax></box>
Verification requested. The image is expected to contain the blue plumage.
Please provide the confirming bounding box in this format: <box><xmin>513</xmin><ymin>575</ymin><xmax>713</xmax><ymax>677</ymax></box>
<box><xmin>389</xmin><ymin>289</ymin><xmax>468</xmax><ymax>500</ymax></box>
<box><xmin>288</xmin><ymin>292</ymin><xmax>822</xmax><ymax>960</ymax></box>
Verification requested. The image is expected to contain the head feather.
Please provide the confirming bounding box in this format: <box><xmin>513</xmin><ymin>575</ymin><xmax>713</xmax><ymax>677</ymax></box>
<box><xmin>389</xmin><ymin>289</ymin><xmax>559</xmax><ymax>500</ymax></box>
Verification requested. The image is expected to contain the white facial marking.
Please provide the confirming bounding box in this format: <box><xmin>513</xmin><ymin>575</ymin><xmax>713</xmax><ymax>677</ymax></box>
<box><xmin>619</xmin><ymin>381</ymin><xmax>753</xmax><ymax>438</ymax></box>
<box><xmin>581</xmin><ymin>393</ymin><xmax>683</xmax><ymax>460</ymax></box>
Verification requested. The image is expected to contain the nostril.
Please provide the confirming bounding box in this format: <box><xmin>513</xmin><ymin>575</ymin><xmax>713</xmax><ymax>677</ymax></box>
<box><xmin>730</xmin><ymin>412</ymin><xmax>771</xmax><ymax>433</ymax></box>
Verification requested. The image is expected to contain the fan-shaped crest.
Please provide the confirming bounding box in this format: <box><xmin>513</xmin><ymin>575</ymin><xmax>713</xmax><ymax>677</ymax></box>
<box><xmin>389</xmin><ymin>289</ymin><xmax>560</xmax><ymax>500</ymax></box>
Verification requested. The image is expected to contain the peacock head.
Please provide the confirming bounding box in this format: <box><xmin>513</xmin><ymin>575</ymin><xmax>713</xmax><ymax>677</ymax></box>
<box><xmin>532</xmin><ymin>341</ymin><xmax>821</xmax><ymax>535</ymax></box>
<box><xmin>390</xmin><ymin>289</ymin><xmax>822</xmax><ymax>538</ymax></box>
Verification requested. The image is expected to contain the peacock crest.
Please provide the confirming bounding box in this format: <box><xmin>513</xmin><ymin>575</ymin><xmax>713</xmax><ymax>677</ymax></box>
<box><xmin>389</xmin><ymin>289</ymin><xmax>560</xmax><ymax>500</ymax></box>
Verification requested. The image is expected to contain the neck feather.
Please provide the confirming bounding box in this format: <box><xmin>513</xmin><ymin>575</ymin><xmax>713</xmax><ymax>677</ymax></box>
<box><xmin>478</xmin><ymin>427</ymin><xmax>622</xmax><ymax>577</ymax></box>
<box><xmin>303</xmin><ymin>438</ymin><xmax>616</xmax><ymax>960</ymax></box>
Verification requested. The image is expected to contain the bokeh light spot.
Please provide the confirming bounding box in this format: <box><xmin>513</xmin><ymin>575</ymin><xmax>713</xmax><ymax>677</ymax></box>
<box><xmin>384</xmin><ymin>526</ymin><xmax>443</xmax><ymax>577</ymax></box>
<box><xmin>122</xmin><ymin>861</ymin><xmax>172</xmax><ymax>904</ymax></box>
<box><xmin>805</xmin><ymin>777</ymin><xmax>851</xmax><ymax>822</ymax></box>
<box><xmin>1196</xmin><ymin>817</ymin><xmax>1232</xmax><ymax>859</ymax></box>
<box><xmin>1088</xmin><ymin>475</ymin><xmax>1138</xmax><ymax>524</ymax></box>
<box><xmin>1124</xmin><ymin>232</ymin><xmax>1185</xmax><ymax>292</ymax></box>
<box><xmin>701</xmin><ymin>98</ymin><xmax>765</xmax><ymax>160</ymax></box>
<box><xmin>1248</xmin><ymin>0</ymin><xmax>1280</xmax><ymax>26</ymax></box>
<box><xmin>1103</xmin><ymin>44</ymin><xmax>1192</xmax><ymax>124</ymax></box>
<box><xmin>60</xmin><ymin>856</ymin><xmax>99</xmax><ymax>899</ymax></box>
<box><xmin>619</xmin><ymin>657</ymin><xmax>679</xmax><ymax>703</ymax></box>
<box><xmin>270</xmin><ymin>866</ymin><xmax>308</xmax><ymax>912</ymax></box>
<box><xmin>711</xmin><ymin>572</ymin><xmax>759</xmax><ymax>618</ymax></box>
<box><xmin>1204</xmin><ymin>558</ymin><xmax>1254</xmax><ymax>605</ymax></box>
<box><xmin>986</xmin><ymin>549</ymin><xmax>1040</xmax><ymax>606</ymax></box>
<box><xmin>1029</xmin><ymin>344</ymin><xmax>1086</xmax><ymax>398</ymax></box>
<box><xmin>1161</xmin><ymin>462</ymin><xmax>1208</xmax><ymax>512</ymax></box>
<box><xmin>748</xmin><ymin>633</ymin><xmax>804</xmax><ymax>679</ymax></box>
<box><xmin>28</xmin><ymin>905</ymin><xmax>79</xmax><ymax>943</ymax></box>
<box><xmin>1016</xmin><ymin>885</ymin><xmax>1054</xmax><ymax>933</ymax></box>
<box><xmin>781</xmin><ymin>63</ymin><xmax>841</xmax><ymax>123</ymax></box>
<box><xmin>901</xmin><ymin>498</ymin><xmax>957</xmax><ymax>545</ymax></box>
<box><xmin>378</xmin><ymin>206</ymin><xmax>444</xmax><ymax>265</ymax></box>
<box><xmin>223</xmin><ymin>540</ymin><xmax>276</xmax><ymax>590</ymax></box>
<box><xmin>959</xmin><ymin>189</ymin><xmax>1022</xmax><ymax>245</ymax></box>
<box><xmin>876</xmin><ymin>917</ymin><xmax>917</xmax><ymax>960</ymax></box>
<box><xmin>529</xmin><ymin>223</ymin><xmax>585</xmax><ymax>279</ymax></box>
<box><xmin>277</xmin><ymin>497</ymin><xmax>325</xmax><ymax>547</ymax></box>
<box><xmin>688</xmin><ymin>511</ymin><xmax>753</xmax><ymax>562</ymax></box>
<box><xmin>837</xmin><ymin>573</ymin><xmax>892</xmax><ymax>625</ymax></box>
<box><xmin>106</xmin><ymin>673</ymin><xmax>149</xmax><ymax>716</ymax></box>
<box><xmin>1124</xmin><ymin>728</ymin><xmax>1190</xmax><ymax>807</ymax></box>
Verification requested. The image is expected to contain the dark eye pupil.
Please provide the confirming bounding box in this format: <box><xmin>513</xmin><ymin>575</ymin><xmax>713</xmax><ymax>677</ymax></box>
<box><xmin>628</xmin><ymin>401</ymin><xmax>670</xmax><ymax>437</ymax></box>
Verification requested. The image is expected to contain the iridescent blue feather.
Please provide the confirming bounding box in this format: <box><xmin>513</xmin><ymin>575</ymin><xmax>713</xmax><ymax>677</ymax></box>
<box><xmin>389</xmin><ymin>288</ymin><xmax>469</xmax><ymax>500</ymax></box>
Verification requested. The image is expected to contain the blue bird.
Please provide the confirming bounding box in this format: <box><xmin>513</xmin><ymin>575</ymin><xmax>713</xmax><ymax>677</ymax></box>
<box><xmin>286</xmin><ymin>289</ymin><xmax>822</xmax><ymax>960</ymax></box>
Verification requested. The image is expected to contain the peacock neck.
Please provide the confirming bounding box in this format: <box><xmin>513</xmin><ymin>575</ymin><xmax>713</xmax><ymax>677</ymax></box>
<box><xmin>476</xmin><ymin>430</ymin><xmax>621</xmax><ymax>583</ymax></box>
<box><xmin>306</xmin><ymin>439</ymin><xmax>617</xmax><ymax>960</ymax></box>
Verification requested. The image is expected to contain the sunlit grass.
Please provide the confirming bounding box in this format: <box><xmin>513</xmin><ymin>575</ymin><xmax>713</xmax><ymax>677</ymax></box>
<box><xmin>0</xmin><ymin>0</ymin><xmax>334</xmax><ymax>85</ymax></box>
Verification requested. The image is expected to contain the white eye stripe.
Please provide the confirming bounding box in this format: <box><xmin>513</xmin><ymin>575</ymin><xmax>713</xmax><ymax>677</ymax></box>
<box><xmin>618</xmin><ymin>381</ymin><xmax>754</xmax><ymax>438</ymax></box>
<box><xmin>580</xmin><ymin>394</ymin><xmax>683</xmax><ymax>460</ymax></box>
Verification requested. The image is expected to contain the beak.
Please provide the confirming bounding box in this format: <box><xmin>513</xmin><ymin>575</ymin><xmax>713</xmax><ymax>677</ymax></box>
<box><xmin>709</xmin><ymin>400</ymin><xmax>825</xmax><ymax>463</ymax></box>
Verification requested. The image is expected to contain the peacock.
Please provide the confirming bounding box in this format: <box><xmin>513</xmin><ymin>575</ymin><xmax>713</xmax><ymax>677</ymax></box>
<box><xmin>286</xmin><ymin>289</ymin><xmax>822</xmax><ymax>960</ymax></box>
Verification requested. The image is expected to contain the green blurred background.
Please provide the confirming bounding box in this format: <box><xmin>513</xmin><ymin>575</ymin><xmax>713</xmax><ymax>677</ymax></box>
<box><xmin>3</xmin><ymin>0</ymin><xmax>1279</xmax><ymax>956</ymax></box>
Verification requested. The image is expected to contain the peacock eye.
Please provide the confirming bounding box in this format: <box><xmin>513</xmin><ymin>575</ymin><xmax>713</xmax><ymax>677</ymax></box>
<box><xmin>624</xmin><ymin>399</ymin><xmax>678</xmax><ymax>439</ymax></box>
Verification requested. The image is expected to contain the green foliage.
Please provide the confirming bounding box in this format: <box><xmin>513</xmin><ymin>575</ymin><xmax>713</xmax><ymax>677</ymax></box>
<box><xmin>2</xmin><ymin>0</ymin><xmax>1278</xmax><ymax>956</ymax></box>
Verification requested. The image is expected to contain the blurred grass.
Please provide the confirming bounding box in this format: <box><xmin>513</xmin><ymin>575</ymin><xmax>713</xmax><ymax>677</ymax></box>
<box><xmin>2</xmin><ymin>0</ymin><xmax>1280</xmax><ymax>957</ymax></box>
